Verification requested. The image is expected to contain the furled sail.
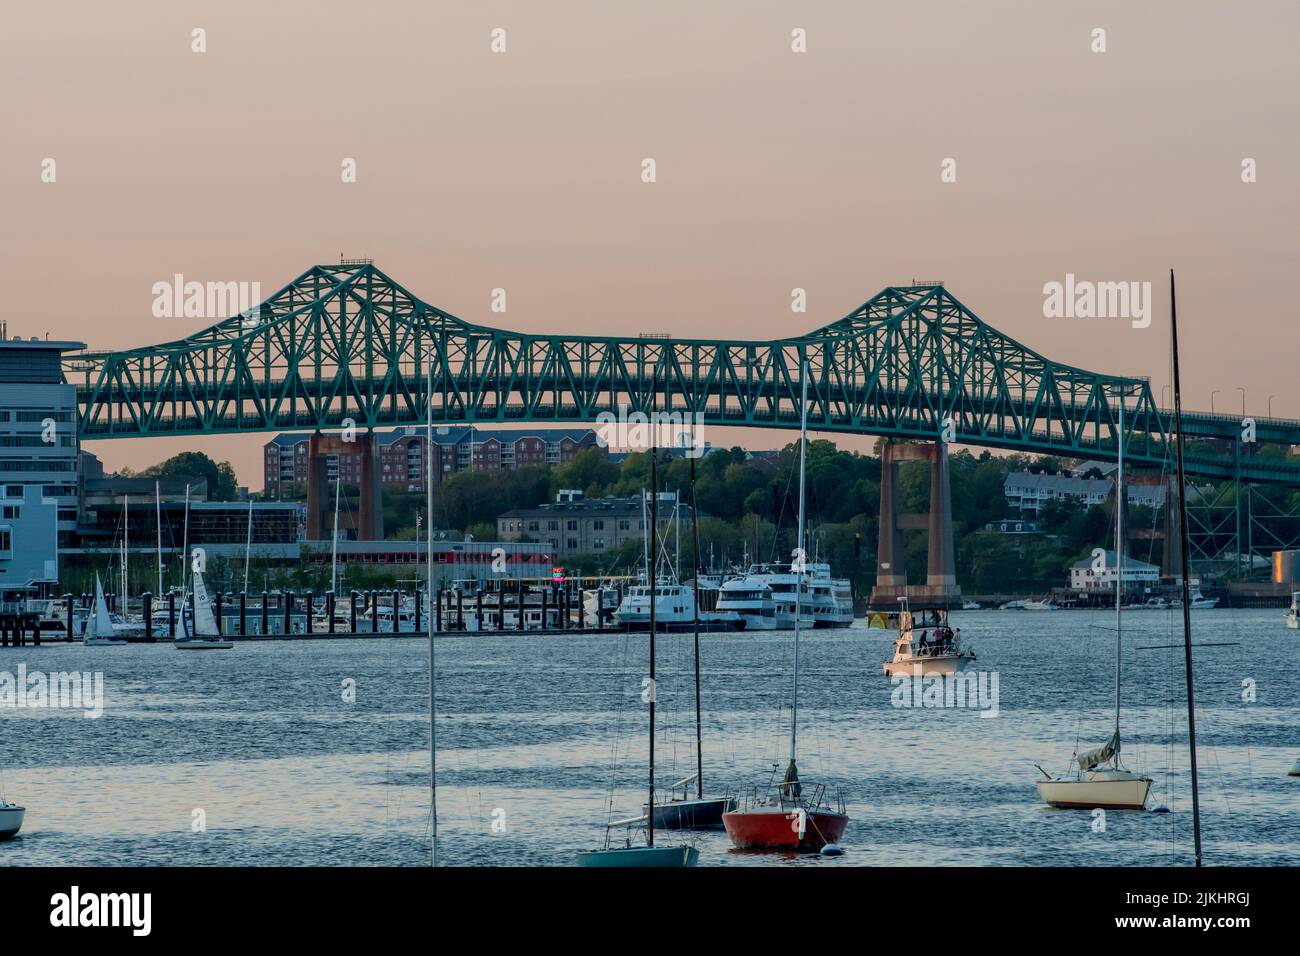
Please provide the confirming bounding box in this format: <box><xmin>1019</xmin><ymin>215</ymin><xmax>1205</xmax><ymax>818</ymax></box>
<box><xmin>1077</xmin><ymin>731</ymin><xmax>1120</xmax><ymax>771</ymax></box>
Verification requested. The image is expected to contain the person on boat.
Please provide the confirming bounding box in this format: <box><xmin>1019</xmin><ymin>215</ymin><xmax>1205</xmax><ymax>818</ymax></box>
<box><xmin>918</xmin><ymin>631</ymin><xmax>930</xmax><ymax>655</ymax></box>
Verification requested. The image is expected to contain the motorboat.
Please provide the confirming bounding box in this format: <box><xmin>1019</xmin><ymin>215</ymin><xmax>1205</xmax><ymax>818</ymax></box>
<box><xmin>882</xmin><ymin>602</ymin><xmax>976</xmax><ymax>677</ymax></box>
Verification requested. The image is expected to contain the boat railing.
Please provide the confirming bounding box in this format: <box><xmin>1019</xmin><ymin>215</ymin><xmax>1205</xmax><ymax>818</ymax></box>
<box><xmin>601</xmin><ymin>814</ymin><xmax>650</xmax><ymax>849</ymax></box>
<box><xmin>733</xmin><ymin>778</ymin><xmax>843</xmax><ymax>815</ymax></box>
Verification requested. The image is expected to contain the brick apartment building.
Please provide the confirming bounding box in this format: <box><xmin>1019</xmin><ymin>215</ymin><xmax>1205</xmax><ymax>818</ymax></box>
<box><xmin>263</xmin><ymin>426</ymin><xmax>602</xmax><ymax>496</ymax></box>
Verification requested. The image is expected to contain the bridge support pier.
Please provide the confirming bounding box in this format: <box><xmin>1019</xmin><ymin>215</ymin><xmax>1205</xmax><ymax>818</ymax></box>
<box><xmin>306</xmin><ymin>431</ymin><xmax>384</xmax><ymax>541</ymax></box>
<box><xmin>869</xmin><ymin>440</ymin><xmax>961</xmax><ymax>609</ymax></box>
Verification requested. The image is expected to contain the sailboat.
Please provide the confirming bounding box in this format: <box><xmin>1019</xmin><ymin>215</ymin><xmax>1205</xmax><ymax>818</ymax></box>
<box><xmin>1037</xmin><ymin>396</ymin><xmax>1153</xmax><ymax>810</ymax></box>
<box><xmin>175</xmin><ymin>569</ymin><xmax>234</xmax><ymax>650</ymax></box>
<box><xmin>83</xmin><ymin>574</ymin><xmax>127</xmax><ymax>646</ymax></box>
<box><xmin>642</xmin><ymin>451</ymin><xmax>737</xmax><ymax>830</ymax></box>
<box><xmin>579</xmin><ymin>371</ymin><xmax>699</xmax><ymax>867</ymax></box>
<box><xmin>0</xmin><ymin>795</ymin><xmax>22</xmax><ymax>839</ymax></box>
<box><xmin>722</xmin><ymin>361</ymin><xmax>849</xmax><ymax>852</ymax></box>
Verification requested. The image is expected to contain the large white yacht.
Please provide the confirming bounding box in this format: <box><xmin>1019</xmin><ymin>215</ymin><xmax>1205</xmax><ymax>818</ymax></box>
<box><xmin>615</xmin><ymin>579</ymin><xmax>741</xmax><ymax>632</ymax></box>
<box><xmin>716</xmin><ymin>562</ymin><xmax>853</xmax><ymax>630</ymax></box>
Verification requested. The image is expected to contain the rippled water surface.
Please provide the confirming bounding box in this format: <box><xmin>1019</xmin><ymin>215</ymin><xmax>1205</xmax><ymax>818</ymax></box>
<box><xmin>1</xmin><ymin>609</ymin><xmax>1295</xmax><ymax>866</ymax></box>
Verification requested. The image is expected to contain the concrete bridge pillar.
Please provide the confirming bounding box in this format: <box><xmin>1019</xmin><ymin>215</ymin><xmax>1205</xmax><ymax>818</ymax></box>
<box><xmin>869</xmin><ymin>440</ymin><xmax>960</xmax><ymax>609</ymax></box>
<box><xmin>306</xmin><ymin>431</ymin><xmax>384</xmax><ymax>541</ymax></box>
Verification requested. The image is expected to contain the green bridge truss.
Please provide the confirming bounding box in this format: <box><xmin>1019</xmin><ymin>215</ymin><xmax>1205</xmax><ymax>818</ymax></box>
<box><xmin>66</xmin><ymin>262</ymin><xmax>1300</xmax><ymax>490</ymax></box>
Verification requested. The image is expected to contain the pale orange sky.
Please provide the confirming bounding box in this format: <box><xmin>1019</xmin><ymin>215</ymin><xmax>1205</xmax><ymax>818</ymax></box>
<box><xmin>2</xmin><ymin>0</ymin><xmax>1296</xmax><ymax>489</ymax></box>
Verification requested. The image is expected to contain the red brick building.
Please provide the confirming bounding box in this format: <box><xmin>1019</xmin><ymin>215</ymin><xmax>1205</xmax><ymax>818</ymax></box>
<box><xmin>263</xmin><ymin>426</ymin><xmax>602</xmax><ymax>497</ymax></box>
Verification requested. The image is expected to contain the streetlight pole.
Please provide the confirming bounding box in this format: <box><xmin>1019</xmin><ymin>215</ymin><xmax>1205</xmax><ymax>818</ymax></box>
<box><xmin>1268</xmin><ymin>394</ymin><xmax>1276</xmax><ymax>419</ymax></box>
<box><xmin>1235</xmin><ymin>386</ymin><xmax>1246</xmax><ymax>417</ymax></box>
<box><xmin>1210</xmin><ymin>389</ymin><xmax>1220</xmax><ymax>414</ymax></box>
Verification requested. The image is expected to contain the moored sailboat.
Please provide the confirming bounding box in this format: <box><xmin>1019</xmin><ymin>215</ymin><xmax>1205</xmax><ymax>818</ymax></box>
<box><xmin>642</xmin><ymin>450</ymin><xmax>736</xmax><ymax>831</ymax></box>
<box><xmin>1037</xmin><ymin>395</ymin><xmax>1152</xmax><ymax>810</ymax></box>
<box><xmin>579</xmin><ymin>369</ymin><xmax>698</xmax><ymax>867</ymax></box>
<box><xmin>723</xmin><ymin>361</ymin><xmax>849</xmax><ymax>852</ymax></box>
<box><xmin>0</xmin><ymin>800</ymin><xmax>22</xmax><ymax>840</ymax></box>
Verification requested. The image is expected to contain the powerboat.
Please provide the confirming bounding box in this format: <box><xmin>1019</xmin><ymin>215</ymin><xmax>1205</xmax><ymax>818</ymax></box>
<box><xmin>1286</xmin><ymin>592</ymin><xmax>1298</xmax><ymax>630</ymax></box>
<box><xmin>882</xmin><ymin>602</ymin><xmax>976</xmax><ymax>677</ymax></box>
<box><xmin>615</xmin><ymin>579</ymin><xmax>740</xmax><ymax>632</ymax></box>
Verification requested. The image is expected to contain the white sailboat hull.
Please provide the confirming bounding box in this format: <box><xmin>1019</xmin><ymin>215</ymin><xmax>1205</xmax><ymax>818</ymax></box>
<box><xmin>0</xmin><ymin>803</ymin><xmax>24</xmax><ymax>839</ymax></box>
<box><xmin>1037</xmin><ymin>770</ymin><xmax>1152</xmax><ymax>810</ymax></box>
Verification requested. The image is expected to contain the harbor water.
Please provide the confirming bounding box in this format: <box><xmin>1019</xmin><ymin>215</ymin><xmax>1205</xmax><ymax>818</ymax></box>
<box><xmin>0</xmin><ymin>608</ymin><xmax>1294</xmax><ymax>866</ymax></box>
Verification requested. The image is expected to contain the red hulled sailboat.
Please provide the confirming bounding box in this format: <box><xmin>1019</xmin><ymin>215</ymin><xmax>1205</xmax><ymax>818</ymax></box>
<box><xmin>722</xmin><ymin>361</ymin><xmax>849</xmax><ymax>853</ymax></box>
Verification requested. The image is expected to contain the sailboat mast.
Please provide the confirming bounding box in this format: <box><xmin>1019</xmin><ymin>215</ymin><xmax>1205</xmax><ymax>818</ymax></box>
<box><xmin>690</xmin><ymin>452</ymin><xmax>703</xmax><ymax>800</ymax></box>
<box><xmin>243</xmin><ymin>496</ymin><xmax>254</xmax><ymax>597</ymax></box>
<box><xmin>331</xmin><ymin>474</ymin><xmax>341</xmax><ymax>596</ymax></box>
<box><xmin>156</xmin><ymin>480</ymin><xmax>163</xmax><ymax>599</ymax></box>
<box><xmin>791</xmin><ymin>360</ymin><xmax>809</xmax><ymax>766</ymax></box>
<box><xmin>180</xmin><ymin>483</ymin><xmax>191</xmax><ymax>597</ymax></box>
<box><xmin>1168</xmin><ymin>268</ymin><xmax>1203</xmax><ymax>867</ymax></box>
<box><xmin>426</xmin><ymin>347</ymin><xmax>437</xmax><ymax>867</ymax></box>
<box><xmin>1115</xmin><ymin>397</ymin><xmax>1124</xmax><ymax>741</ymax></box>
<box><xmin>121</xmin><ymin>494</ymin><xmax>128</xmax><ymax>611</ymax></box>
<box><xmin>647</xmin><ymin>368</ymin><xmax>658</xmax><ymax>847</ymax></box>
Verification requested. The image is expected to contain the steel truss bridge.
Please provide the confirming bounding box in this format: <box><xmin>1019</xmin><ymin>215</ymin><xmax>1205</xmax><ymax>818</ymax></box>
<box><xmin>66</xmin><ymin>262</ymin><xmax>1300</xmax><ymax>562</ymax></box>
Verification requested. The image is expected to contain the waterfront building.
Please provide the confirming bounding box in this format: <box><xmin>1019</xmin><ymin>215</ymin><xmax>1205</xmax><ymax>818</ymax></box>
<box><xmin>496</xmin><ymin>490</ymin><xmax>692</xmax><ymax>559</ymax></box>
<box><xmin>0</xmin><ymin>334</ymin><xmax>84</xmax><ymax>604</ymax></box>
<box><xmin>1069</xmin><ymin>550</ymin><xmax>1160</xmax><ymax>592</ymax></box>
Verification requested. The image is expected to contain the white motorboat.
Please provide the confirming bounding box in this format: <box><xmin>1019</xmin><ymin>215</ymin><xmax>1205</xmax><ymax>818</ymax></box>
<box><xmin>83</xmin><ymin>575</ymin><xmax>127</xmax><ymax>646</ymax></box>
<box><xmin>962</xmin><ymin>600</ymin><xmax>982</xmax><ymax>610</ymax></box>
<box><xmin>1036</xmin><ymin>397</ymin><xmax>1151</xmax><ymax>811</ymax></box>
<box><xmin>175</xmin><ymin>570</ymin><xmax>234</xmax><ymax>649</ymax></box>
<box><xmin>717</xmin><ymin>562</ymin><xmax>852</xmax><ymax>629</ymax></box>
<box><xmin>0</xmin><ymin>801</ymin><xmax>23</xmax><ymax>839</ymax></box>
<box><xmin>1285</xmin><ymin>592</ymin><xmax>1298</xmax><ymax>630</ymax></box>
<box><xmin>1022</xmin><ymin>598</ymin><xmax>1056</xmax><ymax>611</ymax></box>
<box><xmin>999</xmin><ymin>599</ymin><xmax>1026</xmax><ymax>610</ymax></box>
<box><xmin>882</xmin><ymin>601</ymin><xmax>975</xmax><ymax>677</ymax></box>
<box><xmin>1169</xmin><ymin>589</ymin><xmax>1218</xmax><ymax>610</ymax></box>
